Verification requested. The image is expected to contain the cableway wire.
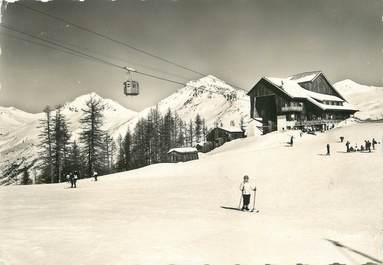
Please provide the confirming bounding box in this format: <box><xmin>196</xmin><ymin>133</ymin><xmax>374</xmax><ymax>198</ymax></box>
<box><xmin>14</xmin><ymin>2</ymin><xmax>205</xmax><ymax>76</ymax></box>
<box><xmin>0</xmin><ymin>23</ymin><xmax>250</xmax><ymax>102</ymax></box>
<box><xmin>13</xmin><ymin>2</ymin><xmax>247</xmax><ymax>91</ymax></box>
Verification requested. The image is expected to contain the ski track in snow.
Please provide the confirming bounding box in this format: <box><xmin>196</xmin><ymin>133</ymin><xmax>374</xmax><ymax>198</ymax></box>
<box><xmin>0</xmin><ymin>122</ymin><xmax>382</xmax><ymax>265</ymax></box>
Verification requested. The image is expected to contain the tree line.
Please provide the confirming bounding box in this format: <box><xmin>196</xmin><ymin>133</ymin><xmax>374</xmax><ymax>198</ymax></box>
<box><xmin>115</xmin><ymin>107</ymin><xmax>208</xmax><ymax>171</ymax></box>
<box><xmin>37</xmin><ymin>97</ymin><xmax>114</xmax><ymax>184</ymax></box>
<box><xmin>35</xmin><ymin>97</ymin><xmax>209</xmax><ymax>184</ymax></box>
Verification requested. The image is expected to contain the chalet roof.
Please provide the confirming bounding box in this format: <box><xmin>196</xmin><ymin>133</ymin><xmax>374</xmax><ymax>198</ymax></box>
<box><xmin>266</xmin><ymin>77</ymin><xmax>343</xmax><ymax>102</ymax></box>
<box><xmin>263</xmin><ymin>77</ymin><xmax>357</xmax><ymax>112</ymax></box>
<box><xmin>168</xmin><ymin>147</ymin><xmax>198</xmax><ymax>154</ymax></box>
<box><xmin>215</xmin><ymin>126</ymin><xmax>244</xmax><ymax>133</ymax></box>
<box><xmin>287</xmin><ymin>71</ymin><xmax>322</xmax><ymax>83</ymax></box>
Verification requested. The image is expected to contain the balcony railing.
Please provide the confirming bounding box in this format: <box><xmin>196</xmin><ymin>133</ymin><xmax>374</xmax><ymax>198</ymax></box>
<box><xmin>281</xmin><ymin>105</ymin><xmax>304</xmax><ymax>112</ymax></box>
<box><xmin>295</xmin><ymin>119</ymin><xmax>343</xmax><ymax>126</ymax></box>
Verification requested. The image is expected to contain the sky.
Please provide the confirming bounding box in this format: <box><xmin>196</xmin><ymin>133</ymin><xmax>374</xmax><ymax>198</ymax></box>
<box><xmin>0</xmin><ymin>0</ymin><xmax>382</xmax><ymax>113</ymax></box>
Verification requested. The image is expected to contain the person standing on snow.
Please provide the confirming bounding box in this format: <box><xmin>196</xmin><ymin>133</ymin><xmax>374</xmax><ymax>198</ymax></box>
<box><xmin>372</xmin><ymin>138</ymin><xmax>377</xmax><ymax>150</ymax></box>
<box><xmin>239</xmin><ymin>175</ymin><xmax>256</xmax><ymax>211</ymax></box>
<box><xmin>367</xmin><ymin>140</ymin><xmax>372</xmax><ymax>152</ymax></box>
<box><xmin>345</xmin><ymin>141</ymin><xmax>350</xmax><ymax>152</ymax></box>
<box><xmin>326</xmin><ymin>144</ymin><xmax>330</xmax><ymax>155</ymax></box>
<box><xmin>69</xmin><ymin>172</ymin><xmax>74</xmax><ymax>188</ymax></box>
<box><xmin>93</xmin><ymin>171</ymin><xmax>98</xmax><ymax>182</ymax></box>
<box><xmin>73</xmin><ymin>171</ymin><xmax>78</xmax><ymax>188</ymax></box>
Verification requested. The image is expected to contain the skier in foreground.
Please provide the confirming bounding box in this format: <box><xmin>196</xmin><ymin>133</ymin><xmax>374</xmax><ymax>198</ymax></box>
<box><xmin>239</xmin><ymin>175</ymin><xmax>256</xmax><ymax>211</ymax></box>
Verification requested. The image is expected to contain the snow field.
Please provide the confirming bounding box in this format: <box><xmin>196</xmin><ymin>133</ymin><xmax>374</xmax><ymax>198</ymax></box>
<box><xmin>1</xmin><ymin>122</ymin><xmax>382</xmax><ymax>265</ymax></box>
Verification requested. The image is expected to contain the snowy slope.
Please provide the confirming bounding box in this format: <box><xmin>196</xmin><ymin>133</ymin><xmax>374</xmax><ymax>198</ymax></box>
<box><xmin>334</xmin><ymin>79</ymin><xmax>383</xmax><ymax>120</ymax></box>
<box><xmin>0</xmin><ymin>93</ymin><xmax>137</xmax><ymax>185</ymax></box>
<box><xmin>0</xmin><ymin>122</ymin><xmax>382</xmax><ymax>265</ymax></box>
<box><xmin>117</xmin><ymin>75</ymin><xmax>250</xmax><ymax>134</ymax></box>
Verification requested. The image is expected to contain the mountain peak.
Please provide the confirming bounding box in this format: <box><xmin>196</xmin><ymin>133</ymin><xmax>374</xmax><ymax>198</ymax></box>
<box><xmin>64</xmin><ymin>92</ymin><xmax>109</xmax><ymax>109</ymax></box>
<box><xmin>185</xmin><ymin>75</ymin><xmax>237</xmax><ymax>94</ymax></box>
<box><xmin>335</xmin><ymin>79</ymin><xmax>360</xmax><ymax>86</ymax></box>
<box><xmin>199</xmin><ymin>75</ymin><xmax>222</xmax><ymax>82</ymax></box>
<box><xmin>71</xmin><ymin>92</ymin><xmax>103</xmax><ymax>104</ymax></box>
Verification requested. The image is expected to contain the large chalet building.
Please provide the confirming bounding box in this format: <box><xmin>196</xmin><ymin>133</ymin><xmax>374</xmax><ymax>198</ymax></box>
<box><xmin>247</xmin><ymin>71</ymin><xmax>357</xmax><ymax>133</ymax></box>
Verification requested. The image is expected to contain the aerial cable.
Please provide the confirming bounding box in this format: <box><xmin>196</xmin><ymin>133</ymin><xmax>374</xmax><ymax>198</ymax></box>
<box><xmin>13</xmin><ymin>2</ymin><xmax>247</xmax><ymax>91</ymax></box>
<box><xmin>14</xmin><ymin>2</ymin><xmax>206</xmax><ymax>77</ymax></box>
<box><xmin>1</xmin><ymin>24</ymin><xmax>249</xmax><ymax>102</ymax></box>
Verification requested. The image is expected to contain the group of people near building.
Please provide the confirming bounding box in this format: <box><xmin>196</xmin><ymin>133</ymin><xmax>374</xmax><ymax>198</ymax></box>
<box><xmin>344</xmin><ymin>137</ymin><xmax>378</xmax><ymax>153</ymax></box>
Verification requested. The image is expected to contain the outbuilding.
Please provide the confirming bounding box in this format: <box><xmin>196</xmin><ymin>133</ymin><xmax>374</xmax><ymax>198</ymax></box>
<box><xmin>206</xmin><ymin>126</ymin><xmax>245</xmax><ymax>148</ymax></box>
<box><xmin>167</xmin><ymin>147</ymin><xmax>199</xmax><ymax>163</ymax></box>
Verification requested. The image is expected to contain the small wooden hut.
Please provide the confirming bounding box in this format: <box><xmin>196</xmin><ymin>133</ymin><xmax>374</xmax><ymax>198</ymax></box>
<box><xmin>167</xmin><ymin>147</ymin><xmax>199</xmax><ymax>163</ymax></box>
<box><xmin>206</xmin><ymin>126</ymin><xmax>245</xmax><ymax>148</ymax></box>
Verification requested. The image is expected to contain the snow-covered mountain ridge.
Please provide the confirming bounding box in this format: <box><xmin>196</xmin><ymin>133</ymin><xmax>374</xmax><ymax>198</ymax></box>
<box><xmin>334</xmin><ymin>79</ymin><xmax>383</xmax><ymax>120</ymax></box>
<box><xmin>0</xmin><ymin>106</ymin><xmax>41</xmax><ymax>136</ymax></box>
<box><xmin>124</xmin><ymin>75</ymin><xmax>250</xmax><ymax>130</ymax></box>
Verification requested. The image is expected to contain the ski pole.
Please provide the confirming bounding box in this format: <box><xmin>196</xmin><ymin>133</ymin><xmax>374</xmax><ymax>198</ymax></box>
<box><xmin>238</xmin><ymin>193</ymin><xmax>243</xmax><ymax>209</ymax></box>
<box><xmin>251</xmin><ymin>189</ymin><xmax>257</xmax><ymax>212</ymax></box>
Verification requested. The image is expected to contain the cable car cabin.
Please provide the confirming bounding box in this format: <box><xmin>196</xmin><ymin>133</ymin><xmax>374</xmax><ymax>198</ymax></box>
<box><xmin>123</xmin><ymin>80</ymin><xmax>140</xmax><ymax>96</ymax></box>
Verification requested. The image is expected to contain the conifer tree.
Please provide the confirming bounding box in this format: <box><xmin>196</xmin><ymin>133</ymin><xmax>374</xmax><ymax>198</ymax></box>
<box><xmin>79</xmin><ymin>97</ymin><xmax>105</xmax><ymax>178</ymax></box>
<box><xmin>160</xmin><ymin>109</ymin><xmax>173</xmax><ymax>161</ymax></box>
<box><xmin>110</xmin><ymin>140</ymin><xmax>117</xmax><ymax>171</ymax></box>
<box><xmin>37</xmin><ymin>106</ymin><xmax>54</xmax><ymax>183</ymax></box>
<box><xmin>123</xmin><ymin>129</ymin><xmax>132</xmax><ymax>170</ymax></box>
<box><xmin>148</xmin><ymin>107</ymin><xmax>162</xmax><ymax>164</ymax></box>
<box><xmin>21</xmin><ymin>168</ymin><xmax>32</xmax><ymax>185</ymax></box>
<box><xmin>177</xmin><ymin>119</ymin><xmax>185</xmax><ymax>147</ymax></box>
<box><xmin>194</xmin><ymin>114</ymin><xmax>203</xmax><ymax>143</ymax></box>
<box><xmin>52</xmin><ymin>105</ymin><xmax>71</xmax><ymax>182</ymax></box>
<box><xmin>202</xmin><ymin>118</ymin><xmax>208</xmax><ymax>142</ymax></box>
<box><xmin>68</xmin><ymin>141</ymin><xmax>82</xmax><ymax>175</ymax></box>
<box><xmin>172</xmin><ymin>112</ymin><xmax>181</xmax><ymax>147</ymax></box>
<box><xmin>132</xmin><ymin>119</ymin><xmax>147</xmax><ymax>168</ymax></box>
<box><xmin>116</xmin><ymin>135</ymin><xmax>125</xmax><ymax>172</ymax></box>
<box><xmin>101</xmin><ymin>133</ymin><xmax>114</xmax><ymax>174</ymax></box>
<box><xmin>188</xmin><ymin>119</ymin><xmax>194</xmax><ymax>147</ymax></box>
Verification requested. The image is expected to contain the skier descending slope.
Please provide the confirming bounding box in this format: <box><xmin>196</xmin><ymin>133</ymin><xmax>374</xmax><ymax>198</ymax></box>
<box><xmin>239</xmin><ymin>175</ymin><xmax>257</xmax><ymax>211</ymax></box>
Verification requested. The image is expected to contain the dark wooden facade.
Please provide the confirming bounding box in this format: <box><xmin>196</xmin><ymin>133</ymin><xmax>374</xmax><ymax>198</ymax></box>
<box><xmin>248</xmin><ymin>72</ymin><xmax>357</xmax><ymax>134</ymax></box>
<box><xmin>298</xmin><ymin>74</ymin><xmax>344</xmax><ymax>99</ymax></box>
<box><xmin>167</xmin><ymin>149</ymin><xmax>199</xmax><ymax>163</ymax></box>
<box><xmin>196</xmin><ymin>142</ymin><xmax>214</xmax><ymax>153</ymax></box>
<box><xmin>206</xmin><ymin>127</ymin><xmax>245</xmax><ymax>148</ymax></box>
